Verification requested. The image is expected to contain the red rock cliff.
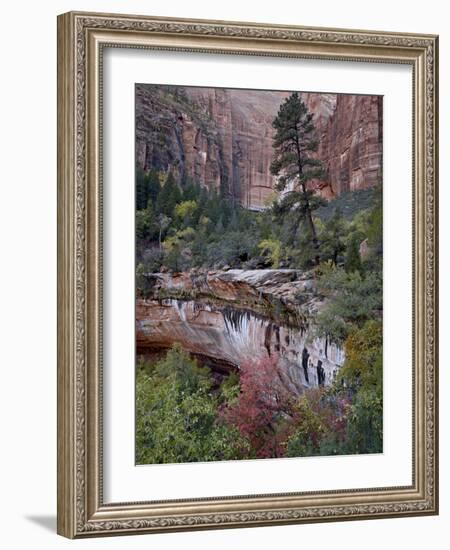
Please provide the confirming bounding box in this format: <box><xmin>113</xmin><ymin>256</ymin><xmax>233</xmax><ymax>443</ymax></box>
<box><xmin>308</xmin><ymin>94</ymin><xmax>383</xmax><ymax>198</ymax></box>
<box><xmin>136</xmin><ymin>85</ymin><xmax>382</xmax><ymax>208</ymax></box>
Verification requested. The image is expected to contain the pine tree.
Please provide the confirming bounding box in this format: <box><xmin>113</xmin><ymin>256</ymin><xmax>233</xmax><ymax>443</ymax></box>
<box><xmin>147</xmin><ymin>169</ymin><xmax>161</xmax><ymax>205</ymax></box>
<box><xmin>136</xmin><ymin>167</ymin><xmax>161</xmax><ymax>210</ymax></box>
<box><xmin>270</xmin><ymin>92</ymin><xmax>326</xmax><ymax>265</ymax></box>
<box><xmin>321</xmin><ymin>207</ymin><xmax>347</xmax><ymax>265</ymax></box>
<box><xmin>155</xmin><ymin>172</ymin><xmax>181</xmax><ymax>216</ymax></box>
<box><xmin>136</xmin><ymin>167</ymin><xmax>149</xmax><ymax>211</ymax></box>
<box><xmin>344</xmin><ymin>234</ymin><xmax>363</xmax><ymax>274</ymax></box>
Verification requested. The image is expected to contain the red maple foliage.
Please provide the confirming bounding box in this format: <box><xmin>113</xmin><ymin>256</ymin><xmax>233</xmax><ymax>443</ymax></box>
<box><xmin>220</xmin><ymin>354</ymin><xmax>295</xmax><ymax>458</ymax></box>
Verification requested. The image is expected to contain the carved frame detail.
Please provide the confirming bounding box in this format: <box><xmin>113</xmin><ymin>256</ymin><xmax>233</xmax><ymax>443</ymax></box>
<box><xmin>57</xmin><ymin>11</ymin><xmax>438</xmax><ymax>538</ymax></box>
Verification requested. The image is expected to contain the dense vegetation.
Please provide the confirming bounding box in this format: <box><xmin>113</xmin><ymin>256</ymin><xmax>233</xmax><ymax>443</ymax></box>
<box><xmin>136</xmin><ymin>167</ymin><xmax>381</xmax><ymax>279</ymax></box>
<box><xmin>137</xmin><ymin>318</ymin><xmax>382</xmax><ymax>463</ymax></box>
<box><xmin>136</xmin><ymin>92</ymin><xmax>383</xmax><ymax>462</ymax></box>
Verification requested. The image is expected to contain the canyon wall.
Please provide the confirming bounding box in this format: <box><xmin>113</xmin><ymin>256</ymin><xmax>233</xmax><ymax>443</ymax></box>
<box><xmin>309</xmin><ymin>94</ymin><xmax>383</xmax><ymax>198</ymax></box>
<box><xmin>136</xmin><ymin>86</ymin><xmax>289</xmax><ymax>209</ymax></box>
<box><xmin>136</xmin><ymin>85</ymin><xmax>382</xmax><ymax>208</ymax></box>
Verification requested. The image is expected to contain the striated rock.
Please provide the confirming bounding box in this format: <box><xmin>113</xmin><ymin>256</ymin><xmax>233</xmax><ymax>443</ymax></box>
<box><xmin>141</xmin><ymin>268</ymin><xmax>322</xmax><ymax>318</ymax></box>
<box><xmin>310</xmin><ymin>94</ymin><xmax>383</xmax><ymax>198</ymax></box>
<box><xmin>186</xmin><ymin>88</ymin><xmax>289</xmax><ymax>209</ymax></box>
<box><xmin>136</xmin><ymin>85</ymin><xmax>382</xmax><ymax>208</ymax></box>
<box><xmin>136</xmin><ymin>85</ymin><xmax>289</xmax><ymax>209</ymax></box>
<box><xmin>136</xmin><ymin>269</ymin><xmax>344</xmax><ymax>389</ymax></box>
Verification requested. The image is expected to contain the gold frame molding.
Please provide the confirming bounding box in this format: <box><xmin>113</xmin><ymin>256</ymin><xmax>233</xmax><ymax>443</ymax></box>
<box><xmin>57</xmin><ymin>11</ymin><xmax>439</xmax><ymax>538</ymax></box>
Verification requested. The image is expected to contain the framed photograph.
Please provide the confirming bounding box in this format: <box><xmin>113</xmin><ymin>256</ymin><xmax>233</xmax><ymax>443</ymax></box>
<box><xmin>57</xmin><ymin>11</ymin><xmax>439</xmax><ymax>538</ymax></box>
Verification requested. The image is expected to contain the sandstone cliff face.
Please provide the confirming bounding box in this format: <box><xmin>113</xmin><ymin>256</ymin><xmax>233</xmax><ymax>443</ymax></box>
<box><xmin>136</xmin><ymin>84</ymin><xmax>382</xmax><ymax>208</ymax></box>
<box><xmin>136</xmin><ymin>85</ymin><xmax>289</xmax><ymax>209</ymax></box>
<box><xmin>310</xmin><ymin>94</ymin><xmax>383</xmax><ymax>198</ymax></box>
<box><xmin>186</xmin><ymin>88</ymin><xmax>290</xmax><ymax>209</ymax></box>
<box><xmin>136</xmin><ymin>269</ymin><xmax>344</xmax><ymax>389</ymax></box>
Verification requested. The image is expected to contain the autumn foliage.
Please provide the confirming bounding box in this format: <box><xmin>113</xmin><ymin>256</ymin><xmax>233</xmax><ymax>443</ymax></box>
<box><xmin>219</xmin><ymin>353</ymin><xmax>355</xmax><ymax>458</ymax></box>
<box><xmin>220</xmin><ymin>355</ymin><xmax>295</xmax><ymax>458</ymax></box>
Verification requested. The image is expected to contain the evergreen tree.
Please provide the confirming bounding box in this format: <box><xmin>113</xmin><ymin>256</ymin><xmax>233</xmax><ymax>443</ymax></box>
<box><xmin>136</xmin><ymin>167</ymin><xmax>149</xmax><ymax>210</ymax></box>
<box><xmin>205</xmin><ymin>191</ymin><xmax>223</xmax><ymax>226</ymax></box>
<box><xmin>182</xmin><ymin>177</ymin><xmax>201</xmax><ymax>201</ymax></box>
<box><xmin>366</xmin><ymin>185</ymin><xmax>383</xmax><ymax>255</ymax></box>
<box><xmin>345</xmin><ymin>234</ymin><xmax>363</xmax><ymax>274</ymax></box>
<box><xmin>155</xmin><ymin>172</ymin><xmax>181</xmax><ymax>216</ymax></box>
<box><xmin>136</xmin><ymin>167</ymin><xmax>161</xmax><ymax>210</ymax></box>
<box><xmin>214</xmin><ymin>216</ymin><xmax>224</xmax><ymax>234</ymax></box>
<box><xmin>147</xmin><ymin>169</ymin><xmax>161</xmax><ymax>205</ymax></box>
<box><xmin>270</xmin><ymin>92</ymin><xmax>326</xmax><ymax>265</ymax></box>
<box><xmin>136</xmin><ymin>202</ymin><xmax>156</xmax><ymax>240</ymax></box>
<box><xmin>320</xmin><ymin>207</ymin><xmax>347</xmax><ymax>265</ymax></box>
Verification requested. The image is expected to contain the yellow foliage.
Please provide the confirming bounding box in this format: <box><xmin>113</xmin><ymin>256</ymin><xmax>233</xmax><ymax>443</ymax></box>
<box><xmin>174</xmin><ymin>200</ymin><xmax>197</xmax><ymax>220</ymax></box>
<box><xmin>258</xmin><ymin>238</ymin><xmax>282</xmax><ymax>268</ymax></box>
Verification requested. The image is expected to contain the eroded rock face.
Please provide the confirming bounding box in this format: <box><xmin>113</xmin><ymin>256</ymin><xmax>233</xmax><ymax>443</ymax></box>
<box><xmin>136</xmin><ymin>86</ymin><xmax>289</xmax><ymax>209</ymax></box>
<box><xmin>136</xmin><ymin>85</ymin><xmax>382</xmax><ymax>208</ymax></box>
<box><xmin>310</xmin><ymin>94</ymin><xmax>383</xmax><ymax>198</ymax></box>
<box><xmin>136</xmin><ymin>269</ymin><xmax>344</xmax><ymax>389</ymax></box>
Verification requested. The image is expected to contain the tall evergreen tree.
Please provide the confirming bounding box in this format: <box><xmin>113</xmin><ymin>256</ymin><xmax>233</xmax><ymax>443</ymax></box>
<box><xmin>136</xmin><ymin>167</ymin><xmax>149</xmax><ymax>211</ymax></box>
<box><xmin>147</xmin><ymin>169</ymin><xmax>162</xmax><ymax>205</ymax></box>
<box><xmin>136</xmin><ymin>167</ymin><xmax>161</xmax><ymax>210</ymax></box>
<box><xmin>270</xmin><ymin>92</ymin><xmax>326</xmax><ymax>265</ymax></box>
<box><xmin>155</xmin><ymin>172</ymin><xmax>181</xmax><ymax>216</ymax></box>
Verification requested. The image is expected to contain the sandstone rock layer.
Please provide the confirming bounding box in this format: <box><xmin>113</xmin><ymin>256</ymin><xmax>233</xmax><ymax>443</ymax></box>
<box><xmin>136</xmin><ymin>269</ymin><xmax>344</xmax><ymax>389</ymax></box>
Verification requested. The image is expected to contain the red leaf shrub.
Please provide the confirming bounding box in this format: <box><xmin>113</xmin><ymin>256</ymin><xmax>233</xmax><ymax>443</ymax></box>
<box><xmin>220</xmin><ymin>354</ymin><xmax>295</xmax><ymax>458</ymax></box>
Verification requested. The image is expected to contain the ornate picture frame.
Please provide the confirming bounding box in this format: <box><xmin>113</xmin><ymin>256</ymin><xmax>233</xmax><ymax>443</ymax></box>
<box><xmin>57</xmin><ymin>11</ymin><xmax>438</xmax><ymax>538</ymax></box>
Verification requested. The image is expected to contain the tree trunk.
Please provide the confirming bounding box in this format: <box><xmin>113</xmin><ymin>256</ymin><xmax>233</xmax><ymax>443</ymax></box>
<box><xmin>295</xmin><ymin>137</ymin><xmax>320</xmax><ymax>265</ymax></box>
<box><xmin>302</xmin><ymin>185</ymin><xmax>320</xmax><ymax>264</ymax></box>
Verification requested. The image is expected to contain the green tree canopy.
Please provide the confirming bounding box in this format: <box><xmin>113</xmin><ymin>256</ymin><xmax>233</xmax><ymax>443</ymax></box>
<box><xmin>344</xmin><ymin>233</ymin><xmax>363</xmax><ymax>274</ymax></box>
<box><xmin>338</xmin><ymin>320</ymin><xmax>383</xmax><ymax>453</ymax></box>
<box><xmin>315</xmin><ymin>266</ymin><xmax>382</xmax><ymax>343</ymax></box>
<box><xmin>319</xmin><ymin>207</ymin><xmax>348</xmax><ymax>265</ymax></box>
<box><xmin>136</xmin><ymin>345</ymin><xmax>247</xmax><ymax>464</ymax></box>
